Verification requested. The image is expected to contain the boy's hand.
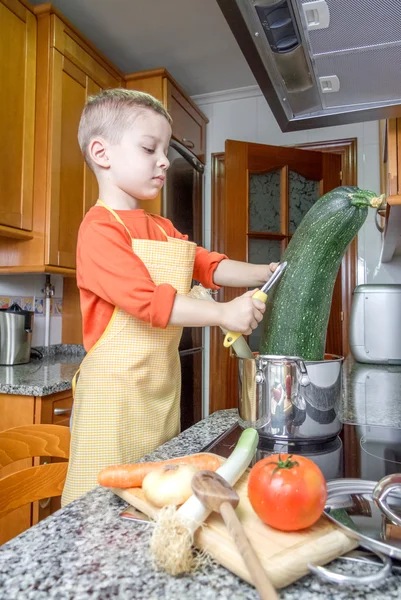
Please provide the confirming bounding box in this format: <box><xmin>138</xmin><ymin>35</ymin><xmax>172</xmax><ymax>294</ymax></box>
<box><xmin>269</xmin><ymin>262</ymin><xmax>279</xmax><ymax>275</ymax></box>
<box><xmin>221</xmin><ymin>289</ymin><xmax>266</xmax><ymax>335</ymax></box>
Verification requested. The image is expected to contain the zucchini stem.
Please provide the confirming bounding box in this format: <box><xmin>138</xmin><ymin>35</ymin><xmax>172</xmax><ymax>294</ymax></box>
<box><xmin>350</xmin><ymin>191</ymin><xmax>385</xmax><ymax>208</ymax></box>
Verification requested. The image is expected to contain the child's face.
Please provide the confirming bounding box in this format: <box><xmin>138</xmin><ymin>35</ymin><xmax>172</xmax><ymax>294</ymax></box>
<box><xmin>107</xmin><ymin>110</ymin><xmax>172</xmax><ymax>201</ymax></box>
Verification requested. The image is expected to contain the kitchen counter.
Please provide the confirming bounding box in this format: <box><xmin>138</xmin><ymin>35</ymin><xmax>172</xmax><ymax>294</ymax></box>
<box><xmin>0</xmin><ymin>344</ymin><xmax>85</xmax><ymax>396</ymax></box>
<box><xmin>1</xmin><ymin>407</ymin><xmax>401</xmax><ymax>600</ymax></box>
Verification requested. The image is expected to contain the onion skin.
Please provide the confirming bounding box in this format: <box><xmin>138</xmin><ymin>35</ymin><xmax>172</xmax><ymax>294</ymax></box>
<box><xmin>142</xmin><ymin>464</ymin><xmax>199</xmax><ymax>507</ymax></box>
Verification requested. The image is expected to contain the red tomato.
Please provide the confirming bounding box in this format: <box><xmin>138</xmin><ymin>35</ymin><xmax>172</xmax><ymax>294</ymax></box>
<box><xmin>247</xmin><ymin>454</ymin><xmax>327</xmax><ymax>531</ymax></box>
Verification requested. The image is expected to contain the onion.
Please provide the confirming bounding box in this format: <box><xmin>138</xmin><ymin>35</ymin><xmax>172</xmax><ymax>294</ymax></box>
<box><xmin>150</xmin><ymin>428</ymin><xmax>259</xmax><ymax>575</ymax></box>
<box><xmin>142</xmin><ymin>463</ymin><xmax>199</xmax><ymax>507</ymax></box>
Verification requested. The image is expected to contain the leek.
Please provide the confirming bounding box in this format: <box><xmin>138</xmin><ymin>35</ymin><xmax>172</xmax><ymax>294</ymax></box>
<box><xmin>150</xmin><ymin>427</ymin><xmax>259</xmax><ymax>575</ymax></box>
<box><xmin>177</xmin><ymin>427</ymin><xmax>259</xmax><ymax>528</ymax></box>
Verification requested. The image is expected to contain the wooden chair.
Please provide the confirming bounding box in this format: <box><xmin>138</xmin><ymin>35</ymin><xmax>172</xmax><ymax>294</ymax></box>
<box><xmin>0</xmin><ymin>424</ymin><xmax>70</xmax><ymax>519</ymax></box>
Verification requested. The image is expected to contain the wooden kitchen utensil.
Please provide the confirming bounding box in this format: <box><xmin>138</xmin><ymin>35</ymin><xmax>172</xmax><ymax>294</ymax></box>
<box><xmin>112</xmin><ymin>455</ymin><xmax>357</xmax><ymax>589</ymax></box>
<box><xmin>191</xmin><ymin>470</ymin><xmax>278</xmax><ymax>600</ymax></box>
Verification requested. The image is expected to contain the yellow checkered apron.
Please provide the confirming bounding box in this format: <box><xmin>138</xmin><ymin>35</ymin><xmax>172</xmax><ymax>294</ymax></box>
<box><xmin>61</xmin><ymin>201</ymin><xmax>196</xmax><ymax>506</ymax></box>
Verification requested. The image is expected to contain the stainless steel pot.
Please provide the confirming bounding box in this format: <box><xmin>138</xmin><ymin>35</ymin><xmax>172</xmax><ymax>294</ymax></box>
<box><xmin>238</xmin><ymin>353</ymin><xmax>343</xmax><ymax>442</ymax></box>
<box><xmin>0</xmin><ymin>302</ymin><xmax>34</xmax><ymax>365</ymax></box>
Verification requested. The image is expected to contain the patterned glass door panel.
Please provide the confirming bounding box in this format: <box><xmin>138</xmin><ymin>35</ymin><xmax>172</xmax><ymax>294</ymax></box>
<box><xmin>289</xmin><ymin>170</ymin><xmax>320</xmax><ymax>234</ymax></box>
<box><xmin>247</xmin><ymin>167</ymin><xmax>319</xmax><ymax>352</ymax></box>
<box><xmin>248</xmin><ymin>238</ymin><xmax>282</xmax><ymax>264</ymax></box>
<box><xmin>249</xmin><ymin>169</ymin><xmax>281</xmax><ymax>232</ymax></box>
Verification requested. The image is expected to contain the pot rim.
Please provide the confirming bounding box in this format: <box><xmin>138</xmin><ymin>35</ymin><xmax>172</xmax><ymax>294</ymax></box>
<box><xmin>237</xmin><ymin>353</ymin><xmax>344</xmax><ymax>364</ymax></box>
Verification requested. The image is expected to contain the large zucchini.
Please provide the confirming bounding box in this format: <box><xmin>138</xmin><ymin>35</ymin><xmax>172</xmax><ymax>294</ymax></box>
<box><xmin>259</xmin><ymin>186</ymin><xmax>383</xmax><ymax>361</ymax></box>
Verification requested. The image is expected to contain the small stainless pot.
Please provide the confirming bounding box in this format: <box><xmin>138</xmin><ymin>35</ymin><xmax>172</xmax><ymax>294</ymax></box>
<box><xmin>0</xmin><ymin>302</ymin><xmax>34</xmax><ymax>365</ymax></box>
<box><xmin>237</xmin><ymin>353</ymin><xmax>343</xmax><ymax>442</ymax></box>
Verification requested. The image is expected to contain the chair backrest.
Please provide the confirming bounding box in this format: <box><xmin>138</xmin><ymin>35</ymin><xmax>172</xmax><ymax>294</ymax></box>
<box><xmin>0</xmin><ymin>424</ymin><xmax>70</xmax><ymax>519</ymax></box>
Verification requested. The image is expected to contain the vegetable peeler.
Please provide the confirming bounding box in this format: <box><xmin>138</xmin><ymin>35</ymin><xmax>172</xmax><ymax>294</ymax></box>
<box><xmin>223</xmin><ymin>261</ymin><xmax>287</xmax><ymax>349</ymax></box>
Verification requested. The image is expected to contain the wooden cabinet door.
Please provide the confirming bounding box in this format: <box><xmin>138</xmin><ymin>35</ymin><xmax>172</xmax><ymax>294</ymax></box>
<box><xmin>0</xmin><ymin>0</ymin><xmax>36</xmax><ymax>231</ymax></box>
<box><xmin>166</xmin><ymin>80</ymin><xmax>206</xmax><ymax>163</ymax></box>
<box><xmin>33</xmin><ymin>390</ymin><xmax>73</xmax><ymax>525</ymax></box>
<box><xmin>46</xmin><ymin>50</ymin><xmax>101</xmax><ymax>269</ymax></box>
<box><xmin>210</xmin><ymin>141</ymin><xmax>341</xmax><ymax>413</ymax></box>
<box><xmin>46</xmin><ymin>15</ymin><xmax>121</xmax><ymax>269</ymax></box>
<box><xmin>0</xmin><ymin>394</ymin><xmax>35</xmax><ymax>545</ymax></box>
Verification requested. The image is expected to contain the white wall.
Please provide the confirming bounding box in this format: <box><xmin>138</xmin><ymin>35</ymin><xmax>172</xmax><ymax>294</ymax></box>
<box><xmin>192</xmin><ymin>85</ymin><xmax>401</xmax><ymax>415</ymax></box>
<box><xmin>0</xmin><ymin>274</ymin><xmax>63</xmax><ymax>347</ymax></box>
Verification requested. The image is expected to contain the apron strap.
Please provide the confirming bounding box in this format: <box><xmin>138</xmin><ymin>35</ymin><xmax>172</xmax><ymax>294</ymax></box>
<box><xmin>96</xmin><ymin>199</ymin><xmax>169</xmax><ymax>240</ymax></box>
<box><xmin>72</xmin><ymin>368</ymin><xmax>80</xmax><ymax>397</ymax></box>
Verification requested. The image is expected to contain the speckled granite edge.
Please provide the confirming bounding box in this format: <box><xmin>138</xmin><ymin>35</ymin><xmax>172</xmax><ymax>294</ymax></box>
<box><xmin>0</xmin><ymin>345</ymin><xmax>85</xmax><ymax>397</ymax></box>
<box><xmin>0</xmin><ymin>381</ymin><xmax>77</xmax><ymax>397</ymax></box>
<box><xmin>1</xmin><ymin>409</ymin><xmax>401</xmax><ymax>600</ymax></box>
<box><xmin>32</xmin><ymin>344</ymin><xmax>86</xmax><ymax>357</ymax></box>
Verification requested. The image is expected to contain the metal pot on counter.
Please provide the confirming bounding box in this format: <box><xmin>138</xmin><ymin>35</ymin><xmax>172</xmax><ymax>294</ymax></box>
<box><xmin>237</xmin><ymin>353</ymin><xmax>343</xmax><ymax>442</ymax></box>
<box><xmin>0</xmin><ymin>302</ymin><xmax>34</xmax><ymax>365</ymax></box>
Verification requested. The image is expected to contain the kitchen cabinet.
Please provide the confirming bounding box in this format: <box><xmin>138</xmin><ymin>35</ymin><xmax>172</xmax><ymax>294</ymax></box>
<box><xmin>126</xmin><ymin>68</ymin><xmax>207</xmax><ymax>162</ymax></box>
<box><xmin>0</xmin><ymin>389</ymin><xmax>72</xmax><ymax>545</ymax></box>
<box><xmin>378</xmin><ymin>119</ymin><xmax>401</xmax><ymax>263</ymax></box>
<box><xmin>44</xmin><ymin>12</ymin><xmax>122</xmax><ymax>270</ymax></box>
<box><xmin>0</xmin><ymin>0</ymin><xmax>36</xmax><ymax>239</ymax></box>
<box><xmin>0</xmin><ymin>5</ymin><xmax>123</xmax><ymax>274</ymax></box>
<box><xmin>125</xmin><ymin>68</ymin><xmax>208</xmax><ymax>214</ymax></box>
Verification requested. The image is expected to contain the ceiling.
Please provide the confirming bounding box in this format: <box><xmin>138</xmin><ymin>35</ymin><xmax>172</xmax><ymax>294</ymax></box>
<box><xmin>29</xmin><ymin>0</ymin><xmax>257</xmax><ymax>96</ymax></box>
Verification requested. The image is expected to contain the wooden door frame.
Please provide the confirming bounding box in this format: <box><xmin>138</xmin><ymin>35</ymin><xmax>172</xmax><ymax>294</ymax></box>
<box><xmin>209</xmin><ymin>138</ymin><xmax>358</xmax><ymax>414</ymax></box>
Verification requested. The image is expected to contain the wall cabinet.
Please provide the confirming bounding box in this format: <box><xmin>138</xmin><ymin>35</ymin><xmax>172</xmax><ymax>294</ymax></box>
<box><xmin>126</xmin><ymin>68</ymin><xmax>207</xmax><ymax>162</ymax></box>
<box><xmin>0</xmin><ymin>0</ymin><xmax>36</xmax><ymax>239</ymax></box>
<box><xmin>0</xmin><ymin>3</ymin><xmax>208</xmax><ymax>347</ymax></box>
<box><xmin>125</xmin><ymin>68</ymin><xmax>208</xmax><ymax>214</ymax></box>
<box><xmin>0</xmin><ymin>6</ymin><xmax>122</xmax><ymax>275</ymax></box>
<box><xmin>167</xmin><ymin>79</ymin><xmax>207</xmax><ymax>162</ymax></box>
<box><xmin>46</xmin><ymin>14</ymin><xmax>122</xmax><ymax>269</ymax></box>
<box><xmin>0</xmin><ymin>9</ymin><xmax>207</xmax><ymax>271</ymax></box>
<box><xmin>0</xmin><ymin>390</ymin><xmax>73</xmax><ymax>545</ymax></box>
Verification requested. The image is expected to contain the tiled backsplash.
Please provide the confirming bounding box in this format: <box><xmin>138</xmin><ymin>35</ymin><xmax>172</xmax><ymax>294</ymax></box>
<box><xmin>0</xmin><ymin>274</ymin><xmax>64</xmax><ymax>346</ymax></box>
<box><xmin>0</xmin><ymin>295</ymin><xmax>63</xmax><ymax>316</ymax></box>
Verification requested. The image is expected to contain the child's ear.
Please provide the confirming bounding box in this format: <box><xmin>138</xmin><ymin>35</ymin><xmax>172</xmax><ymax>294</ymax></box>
<box><xmin>89</xmin><ymin>137</ymin><xmax>110</xmax><ymax>169</ymax></box>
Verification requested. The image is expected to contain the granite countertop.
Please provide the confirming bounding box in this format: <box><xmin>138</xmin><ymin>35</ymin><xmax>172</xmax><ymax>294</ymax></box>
<box><xmin>1</xmin><ymin>409</ymin><xmax>401</xmax><ymax>600</ymax></box>
<box><xmin>0</xmin><ymin>345</ymin><xmax>86</xmax><ymax>396</ymax></box>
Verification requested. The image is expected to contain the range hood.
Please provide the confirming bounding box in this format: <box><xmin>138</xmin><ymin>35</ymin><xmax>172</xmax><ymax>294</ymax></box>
<box><xmin>216</xmin><ymin>0</ymin><xmax>401</xmax><ymax>131</ymax></box>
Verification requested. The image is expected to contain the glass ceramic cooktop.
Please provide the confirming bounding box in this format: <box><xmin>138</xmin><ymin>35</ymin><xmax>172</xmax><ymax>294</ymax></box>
<box><xmin>201</xmin><ymin>422</ymin><xmax>401</xmax><ymax>483</ymax></box>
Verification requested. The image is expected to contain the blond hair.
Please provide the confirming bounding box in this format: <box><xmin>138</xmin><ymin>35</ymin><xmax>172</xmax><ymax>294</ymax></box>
<box><xmin>78</xmin><ymin>88</ymin><xmax>172</xmax><ymax>169</ymax></box>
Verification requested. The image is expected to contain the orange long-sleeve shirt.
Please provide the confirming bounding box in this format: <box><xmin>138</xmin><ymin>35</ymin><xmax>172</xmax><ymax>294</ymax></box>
<box><xmin>76</xmin><ymin>205</ymin><xmax>227</xmax><ymax>351</ymax></box>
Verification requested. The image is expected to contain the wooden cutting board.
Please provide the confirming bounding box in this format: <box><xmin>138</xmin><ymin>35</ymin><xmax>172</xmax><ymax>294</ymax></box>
<box><xmin>113</xmin><ymin>458</ymin><xmax>357</xmax><ymax>589</ymax></box>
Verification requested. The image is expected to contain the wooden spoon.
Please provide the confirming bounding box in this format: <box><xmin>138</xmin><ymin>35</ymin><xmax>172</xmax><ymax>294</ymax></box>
<box><xmin>191</xmin><ymin>470</ymin><xmax>278</xmax><ymax>600</ymax></box>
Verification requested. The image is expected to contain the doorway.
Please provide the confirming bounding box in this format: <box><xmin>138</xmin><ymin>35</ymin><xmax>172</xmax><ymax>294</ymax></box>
<box><xmin>209</xmin><ymin>138</ymin><xmax>357</xmax><ymax>414</ymax></box>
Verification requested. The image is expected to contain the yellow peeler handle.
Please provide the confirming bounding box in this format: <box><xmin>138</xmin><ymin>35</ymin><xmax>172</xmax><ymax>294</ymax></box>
<box><xmin>223</xmin><ymin>289</ymin><xmax>268</xmax><ymax>348</ymax></box>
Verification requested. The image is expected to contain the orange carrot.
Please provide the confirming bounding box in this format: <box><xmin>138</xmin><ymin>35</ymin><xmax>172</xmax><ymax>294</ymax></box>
<box><xmin>97</xmin><ymin>452</ymin><xmax>221</xmax><ymax>488</ymax></box>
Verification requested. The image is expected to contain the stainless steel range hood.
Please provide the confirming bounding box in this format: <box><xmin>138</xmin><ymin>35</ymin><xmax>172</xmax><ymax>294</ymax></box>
<box><xmin>216</xmin><ymin>0</ymin><xmax>401</xmax><ymax>131</ymax></box>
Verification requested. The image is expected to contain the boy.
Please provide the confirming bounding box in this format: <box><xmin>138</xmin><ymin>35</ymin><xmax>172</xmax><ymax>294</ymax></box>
<box><xmin>62</xmin><ymin>89</ymin><xmax>276</xmax><ymax>505</ymax></box>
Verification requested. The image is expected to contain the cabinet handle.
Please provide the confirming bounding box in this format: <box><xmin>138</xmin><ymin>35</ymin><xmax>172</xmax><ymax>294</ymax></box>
<box><xmin>53</xmin><ymin>407</ymin><xmax>72</xmax><ymax>416</ymax></box>
<box><xmin>182</xmin><ymin>138</ymin><xmax>195</xmax><ymax>149</ymax></box>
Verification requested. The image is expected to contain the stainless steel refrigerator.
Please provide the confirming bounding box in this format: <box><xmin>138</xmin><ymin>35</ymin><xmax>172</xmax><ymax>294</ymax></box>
<box><xmin>163</xmin><ymin>140</ymin><xmax>205</xmax><ymax>431</ymax></box>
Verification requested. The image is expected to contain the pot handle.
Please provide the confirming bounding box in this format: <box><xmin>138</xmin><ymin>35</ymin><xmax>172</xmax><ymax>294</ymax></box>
<box><xmin>308</xmin><ymin>544</ymin><xmax>392</xmax><ymax>587</ymax></box>
<box><xmin>373</xmin><ymin>474</ymin><xmax>401</xmax><ymax>526</ymax></box>
<box><xmin>296</xmin><ymin>359</ymin><xmax>310</xmax><ymax>387</ymax></box>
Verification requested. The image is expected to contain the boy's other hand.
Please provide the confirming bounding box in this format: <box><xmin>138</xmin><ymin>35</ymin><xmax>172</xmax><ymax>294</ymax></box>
<box><xmin>268</xmin><ymin>262</ymin><xmax>279</xmax><ymax>275</ymax></box>
<box><xmin>221</xmin><ymin>289</ymin><xmax>266</xmax><ymax>335</ymax></box>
